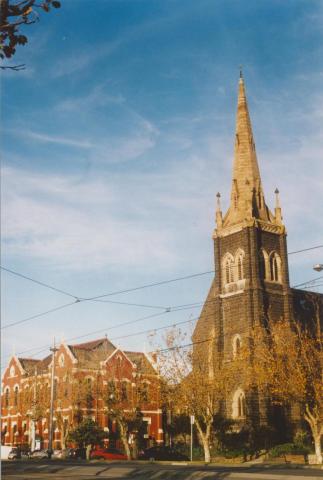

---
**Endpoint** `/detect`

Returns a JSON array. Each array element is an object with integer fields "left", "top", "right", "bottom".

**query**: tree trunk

[
  {"left": 313, "top": 433, "right": 323, "bottom": 464},
  {"left": 195, "top": 419, "right": 211, "bottom": 463},
  {"left": 304, "top": 405, "right": 322, "bottom": 464},
  {"left": 86, "top": 444, "right": 91, "bottom": 460},
  {"left": 117, "top": 419, "right": 131, "bottom": 460}
]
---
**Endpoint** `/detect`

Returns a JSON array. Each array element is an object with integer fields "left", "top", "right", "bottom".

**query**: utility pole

[
  {"left": 30, "top": 367, "right": 37, "bottom": 451},
  {"left": 48, "top": 340, "right": 58, "bottom": 458}
]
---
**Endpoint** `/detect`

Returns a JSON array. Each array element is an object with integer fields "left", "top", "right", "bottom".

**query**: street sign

[{"left": 190, "top": 415, "right": 195, "bottom": 425}]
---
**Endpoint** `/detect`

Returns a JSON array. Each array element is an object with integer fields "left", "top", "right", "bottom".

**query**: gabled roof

[
  {"left": 68, "top": 337, "right": 116, "bottom": 368},
  {"left": 18, "top": 355, "right": 51, "bottom": 375},
  {"left": 125, "top": 351, "right": 156, "bottom": 375}
]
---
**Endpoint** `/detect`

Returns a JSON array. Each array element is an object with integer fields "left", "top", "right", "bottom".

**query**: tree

[
  {"left": 251, "top": 315, "right": 323, "bottom": 464},
  {"left": 67, "top": 418, "right": 105, "bottom": 460},
  {"left": 155, "top": 328, "right": 236, "bottom": 463},
  {"left": 0, "top": 0, "right": 61, "bottom": 70},
  {"left": 104, "top": 373, "right": 145, "bottom": 460}
]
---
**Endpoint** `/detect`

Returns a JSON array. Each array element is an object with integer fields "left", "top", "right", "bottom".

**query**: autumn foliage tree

[
  {"left": 156, "top": 328, "right": 236, "bottom": 463},
  {"left": 104, "top": 369, "right": 147, "bottom": 460},
  {"left": 0, "top": 0, "right": 61, "bottom": 70},
  {"left": 250, "top": 315, "right": 323, "bottom": 464}
]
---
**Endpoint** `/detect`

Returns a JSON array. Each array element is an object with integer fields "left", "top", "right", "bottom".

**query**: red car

[{"left": 90, "top": 447, "right": 128, "bottom": 460}]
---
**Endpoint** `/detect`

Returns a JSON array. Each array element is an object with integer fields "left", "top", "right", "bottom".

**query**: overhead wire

[{"left": 2, "top": 298, "right": 218, "bottom": 362}]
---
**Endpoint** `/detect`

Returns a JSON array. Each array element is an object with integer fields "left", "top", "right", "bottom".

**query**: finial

[
  {"left": 216, "top": 192, "right": 221, "bottom": 211},
  {"left": 274, "top": 188, "right": 280, "bottom": 207},
  {"left": 239, "top": 65, "right": 243, "bottom": 79}
]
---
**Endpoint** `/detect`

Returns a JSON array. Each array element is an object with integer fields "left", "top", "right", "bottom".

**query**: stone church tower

[{"left": 192, "top": 73, "right": 320, "bottom": 431}]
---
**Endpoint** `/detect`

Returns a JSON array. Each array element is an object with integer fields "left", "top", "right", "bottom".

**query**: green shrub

[{"left": 268, "top": 443, "right": 311, "bottom": 458}]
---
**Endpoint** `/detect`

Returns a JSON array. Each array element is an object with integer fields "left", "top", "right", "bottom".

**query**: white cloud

[{"left": 13, "top": 129, "right": 93, "bottom": 148}]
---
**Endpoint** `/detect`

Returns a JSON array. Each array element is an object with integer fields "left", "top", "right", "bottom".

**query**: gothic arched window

[
  {"left": 232, "top": 335, "right": 242, "bottom": 358},
  {"left": 269, "top": 252, "right": 282, "bottom": 283},
  {"left": 237, "top": 256, "right": 243, "bottom": 280},
  {"left": 260, "top": 249, "right": 270, "bottom": 280},
  {"left": 238, "top": 393, "right": 246, "bottom": 418},
  {"left": 235, "top": 249, "right": 245, "bottom": 281},
  {"left": 223, "top": 253, "right": 234, "bottom": 285},
  {"left": 232, "top": 388, "right": 246, "bottom": 419}
]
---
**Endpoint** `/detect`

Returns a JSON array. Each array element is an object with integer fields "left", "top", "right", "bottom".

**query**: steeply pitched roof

[
  {"left": 18, "top": 358, "right": 41, "bottom": 374},
  {"left": 222, "top": 74, "right": 275, "bottom": 229},
  {"left": 125, "top": 351, "right": 156, "bottom": 375},
  {"left": 68, "top": 337, "right": 116, "bottom": 368},
  {"left": 18, "top": 355, "right": 51, "bottom": 374}
]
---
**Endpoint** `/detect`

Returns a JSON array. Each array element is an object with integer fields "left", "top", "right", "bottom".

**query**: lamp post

[
  {"left": 48, "top": 341, "right": 58, "bottom": 458},
  {"left": 313, "top": 264, "right": 323, "bottom": 272}
]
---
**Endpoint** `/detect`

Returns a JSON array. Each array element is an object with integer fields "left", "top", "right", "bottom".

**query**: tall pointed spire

[{"left": 222, "top": 73, "right": 274, "bottom": 229}]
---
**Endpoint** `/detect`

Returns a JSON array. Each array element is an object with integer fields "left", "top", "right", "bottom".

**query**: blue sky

[{"left": 2, "top": 0, "right": 323, "bottom": 368}]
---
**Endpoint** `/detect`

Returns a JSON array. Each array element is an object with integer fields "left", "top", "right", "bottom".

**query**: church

[{"left": 192, "top": 73, "right": 323, "bottom": 436}]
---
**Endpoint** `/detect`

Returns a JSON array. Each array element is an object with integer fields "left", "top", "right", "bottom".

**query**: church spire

[{"left": 221, "top": 73, "right": 274, "bottom": 229}]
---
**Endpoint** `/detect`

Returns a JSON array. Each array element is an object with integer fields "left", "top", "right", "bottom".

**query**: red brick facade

[{"left": 1, "top": 338, "right": 163, "bottom": 449}]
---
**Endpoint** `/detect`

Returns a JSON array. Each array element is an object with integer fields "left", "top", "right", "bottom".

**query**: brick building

[
  {"left": 192, "top": 73, "right": 323, "bottom": 434},
  {"left": 1, "top": 337, "right": 163, "bottom": 449}
]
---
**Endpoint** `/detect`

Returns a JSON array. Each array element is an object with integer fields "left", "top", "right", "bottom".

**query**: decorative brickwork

[{"left": 1, "top": 338, "right": 162, "bottom": 449}]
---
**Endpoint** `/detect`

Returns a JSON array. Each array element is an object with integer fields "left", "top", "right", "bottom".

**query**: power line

[
  {"left": 2, "top": 243, "right": 322, "bottom": 331},
  {"left": 1, "top": 301, "right": 77, "bottom": 330},
  {"left": 288, "top": 244, "right": 323, "bottom": 255},
  {"left": 0, "top": 266, "right": 79, "bottom": 300},
  {"left": 292, "top": 275, "right": 323, "bottom": 288},
  {"left": 1, "top": 311, "right": 203, "bottom": 367},
  {"left": 1, "top": 267, "right": 215, "bottom": 329},
  {"left": 81, "top": 270, "right": 215, "bottom": 301},
  {"left": 2, "top": 300, "right": 216, "bottom": 363}
]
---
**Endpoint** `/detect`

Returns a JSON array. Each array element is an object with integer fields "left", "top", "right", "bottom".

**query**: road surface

[{"left": 3, "top": 460, "right": 323, "bottom": 479}]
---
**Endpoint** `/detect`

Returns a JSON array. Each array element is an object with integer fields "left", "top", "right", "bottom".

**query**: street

[{"left": 2, "top": 460, "right": 323, "bottom": 480}]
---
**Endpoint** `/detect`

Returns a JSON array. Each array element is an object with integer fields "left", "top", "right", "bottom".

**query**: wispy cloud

[
  {"left": 12, "top": 129, "right": 93, "bottom": 148},
  {"left": 55, "top": 86, "right": 125, "bottom": 113}
]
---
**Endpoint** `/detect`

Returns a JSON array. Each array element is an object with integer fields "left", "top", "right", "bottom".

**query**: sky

[{"left": 1, "top": 0, "right": 323, "bottom": 370}]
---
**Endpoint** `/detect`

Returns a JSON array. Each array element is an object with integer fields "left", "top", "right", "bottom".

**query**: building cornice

[{"left": 213, "top": 218, "right": 285, "bottom": 239}]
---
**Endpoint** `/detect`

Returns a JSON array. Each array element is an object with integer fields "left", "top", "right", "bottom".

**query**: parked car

[
  {"left": 139, "top": 446, "right": 189, "bottom": 461},
  {"left": 30, "top": 449, "right": 49, "bottom": 459},
  {"left": 52, "top": 449, "right": 65, "bottom": 459},
  {"left": 8, "top": 447, "right": 31, "bottom": 460},
  {"left": 68, "top": 448, "right": 86, "bottom": 460},
  {"left": 8, "top": 448, "right": 21, "bottom": 460},
  {"left": 90, "top": 447, "right": 128, "bottom": 460}
]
